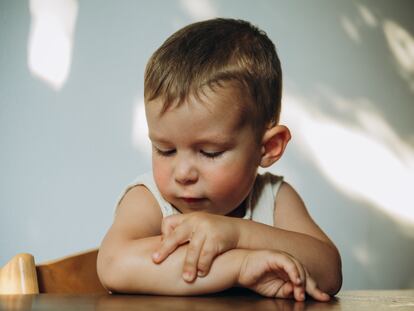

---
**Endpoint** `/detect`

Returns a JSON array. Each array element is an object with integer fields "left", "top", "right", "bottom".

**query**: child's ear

[{"left": 260, "top": 125, "right": 291, "bottom": 168}]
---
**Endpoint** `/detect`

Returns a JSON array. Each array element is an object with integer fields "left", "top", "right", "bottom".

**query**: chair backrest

[{"left": 0, "top": 249, "right": 107, "bottom": 294}]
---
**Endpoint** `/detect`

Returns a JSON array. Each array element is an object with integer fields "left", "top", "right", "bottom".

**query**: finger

[
  {"left": 197, "top": 243, "right": 218, "bottom": 277},
  {"left": 268, "top": 252, "right": 303, "bottom": 300},
  {"left": 292, "top": 284, "right": 305, "bottom": 302},
  {"left": 161, "top": 214, "right": 185, "bottom": 237},
  {"left": 269, "top": 253, "right": 301, "bottom": 286},
  {"left": 305, "top": 272, "right": 330, "bottom": 302},
  {"left": 182, "top": 233, "right": 205, "bottom": 282},
  {"left": 288, "top": 257, "right": 306, "bottom": 302},
  {"left": 275, "top": 281, "right": 294, "bottom": 299},
  {"left": 152, "top": 225, "right": 190, "bottom": 263},
  {"left": 290, "top": 256, "right": 306, "bottom": 286}
]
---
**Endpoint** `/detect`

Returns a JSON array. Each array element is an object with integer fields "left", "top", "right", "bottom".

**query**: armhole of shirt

[
  {"left": 270, "top": 173, "right": 284, "bottom": 225},
  {"left": 247, "top": 172, "right": 283, "bottom": 226},
  {"left": 271, "top": 175, "right": 284, "bottom": 201},
  {"left": 114, "top": 173, "right": 175, "bottom": 218}
]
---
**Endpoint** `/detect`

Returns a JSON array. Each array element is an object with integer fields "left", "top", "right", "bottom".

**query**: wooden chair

[{"left": 0, "top": 249, "right": 107, "bottom": 294}]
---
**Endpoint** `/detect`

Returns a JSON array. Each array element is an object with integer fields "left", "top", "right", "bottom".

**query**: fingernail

[
  {"left": 197, "top": 270, "right": 204, "bottom": 277},
  {"left": 152, "top": 253, "right": 160, "bottom": 261},
  {"left": 183, "top": 271, "right": 193, "bottom": 282},
  {"left": 296, "top": 277, "right": 302, "bottom": 284},
  {"left": 300, "top": 293, "right": 305, "bottom": 300}
]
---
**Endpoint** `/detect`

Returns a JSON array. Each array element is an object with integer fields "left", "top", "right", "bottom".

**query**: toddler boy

[{"left": 97, "top": 18, "right": 342, "bottom": 301}]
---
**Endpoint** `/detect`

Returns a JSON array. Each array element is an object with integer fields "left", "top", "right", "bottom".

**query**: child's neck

[{"left": 227, "top": 201, "right": 247, "bottom": 218}]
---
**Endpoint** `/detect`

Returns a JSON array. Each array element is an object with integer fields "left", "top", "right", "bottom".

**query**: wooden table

[{"left": 1, "top": 289, "right": 414, "bottom": 311}]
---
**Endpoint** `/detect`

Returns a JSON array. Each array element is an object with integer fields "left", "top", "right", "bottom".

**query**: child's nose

[{"left": 174, "top": 158, "right": 198, "bottom": 185}]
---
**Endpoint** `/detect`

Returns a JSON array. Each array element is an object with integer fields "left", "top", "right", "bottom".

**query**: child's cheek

[
  {"left": 207, "top": 162, "right": 253, "bottom": 200},
  {"left": 152, "top": 159, "right": 170, "bottom": 196}
]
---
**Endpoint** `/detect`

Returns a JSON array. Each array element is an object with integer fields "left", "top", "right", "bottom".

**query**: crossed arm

[
  {"left": 97, "top": 235, "right": 242, "bottom": 295},
  {"left": 97, "top": 183, "right": 341, "bottom": 300},
  {"left": 153, "top": 212, "right": 341, "bottom": 295}
]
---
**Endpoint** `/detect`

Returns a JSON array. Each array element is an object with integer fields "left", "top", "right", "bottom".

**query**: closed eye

[
  {"left": 200, "top": 150, "right": 224, "bottom": 159},
  {"left": 154, "top": 147, "right": 176, "bottom": 157}
]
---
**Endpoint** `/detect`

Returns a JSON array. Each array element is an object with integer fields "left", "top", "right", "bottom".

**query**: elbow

[
  {"left": 326, "top": 267, "right": 342, "bottom": 296},
  {"left": 324, "top": 246, "right": 343, "bottom": 296},
  {"left": 97, "top": 245, "right": 153, "bottom": 294},
  {"left": 97, "top": 236, "right": 165, "bottom": 294},
  {"left": 96, "top": 249, "right": 115, "bottom": 292},
  {"left": 97, "top": 249, "right": 125, "bottom": 293}
]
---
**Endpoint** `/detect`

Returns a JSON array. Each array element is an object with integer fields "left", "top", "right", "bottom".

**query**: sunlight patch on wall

[
  {"left": 340, "top": 15, "right": 361, "bottom": 44},
  {"left": 383, "top": 20, "right": 414, "bottom": 92},
  {"left": 179, "top": 0, "right": 217, "bottom": 21},
  {"left": 353, "top": 244, "right": 371, "bottom": 268},
  {"left": 132, "top": 97, "right": 151, "bottom": 156},
  {"left": 357, "top": 4, "right": 378, "bottom": 28},
  {"left": 28, "top": 0, "right": 78, "bottom": 91},
  {"left": 282, "top": 91, "right": 414, "bottom": 229}
]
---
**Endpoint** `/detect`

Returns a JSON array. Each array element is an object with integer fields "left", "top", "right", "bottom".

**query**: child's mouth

[{"left": 180, "top": 197, "right": 205, "bottom": 204}]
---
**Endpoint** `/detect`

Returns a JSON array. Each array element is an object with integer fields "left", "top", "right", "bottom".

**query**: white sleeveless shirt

[{"left": 116, "top": 172, "right": 283, "bottom": 226}]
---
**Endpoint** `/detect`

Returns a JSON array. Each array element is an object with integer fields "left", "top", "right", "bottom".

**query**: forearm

[
  {"left": 98, "top": 236, "right": 246, "bottom": 295},
  {"left": 236, "top": 219, "right": 342, "bottom": 294}
]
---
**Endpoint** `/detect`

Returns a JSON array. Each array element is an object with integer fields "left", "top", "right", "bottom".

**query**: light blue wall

[{"left": 1, "top": 0, "right": 413, "bottom": 290}]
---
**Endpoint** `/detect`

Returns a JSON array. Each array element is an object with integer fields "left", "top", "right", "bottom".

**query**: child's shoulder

[
  {"left": 113, "top": 180, "right": 163, "bottom": 239},
  {"left": 115, "top": 172, "right": 158, "bottom": 214}
]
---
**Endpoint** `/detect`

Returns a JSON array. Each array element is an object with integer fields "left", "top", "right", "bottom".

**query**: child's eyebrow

[
  {"left": 195, "top": 135, "right": 233, "bottom": 144},
  {"left": 148, "top": 133, "right": 168, "bottom": 143},
  {"left": 148, "top": 133, "right": 232, "bottom": 146}
]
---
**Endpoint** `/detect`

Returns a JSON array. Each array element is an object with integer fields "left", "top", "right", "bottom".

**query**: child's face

[{"left": 146, "top": 86, "right": 262, "bottom": 216}]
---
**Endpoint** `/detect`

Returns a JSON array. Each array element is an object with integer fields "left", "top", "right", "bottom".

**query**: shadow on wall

[
  {"left": 274, "top": 1, "right": 414, "bottom": 289},
  {"left": 276, "top": 90, "right": 414, "bottom": 289},
  {"left": 341, "top": 2, "right": 414, "bottom": 93}
]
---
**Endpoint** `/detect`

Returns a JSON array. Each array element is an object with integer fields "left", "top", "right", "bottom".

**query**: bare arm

[
  {"left": 236, "top": 182, "right": 342, "bottom": 295},
  {"left": 100, "top": 231, "right": 323, "bottom": 300},
  {"left": 99, "top": 235, "right": 247, "bottom": 295},
  {"left": 97, "top": 186, "right": 244, "bottom": 295}
]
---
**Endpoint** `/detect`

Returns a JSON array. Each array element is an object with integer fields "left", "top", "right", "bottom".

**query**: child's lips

[{"left": 180, "top": 197, "right": 205, "bottom": 203}]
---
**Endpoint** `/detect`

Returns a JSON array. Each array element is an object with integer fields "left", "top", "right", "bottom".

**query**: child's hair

[{"left": 144, "top": 18, "right": 282, "bottom": 135}]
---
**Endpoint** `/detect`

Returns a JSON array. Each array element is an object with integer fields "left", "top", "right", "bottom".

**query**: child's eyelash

[
  {"left": 155, "top": 148, "right": 176, "bottom": 157},
  {"left": 200, "top": 150, "right": 224, "bottom": 159},
  {"left": 154, "top": 147, "right": 224, "bottom": 159}
]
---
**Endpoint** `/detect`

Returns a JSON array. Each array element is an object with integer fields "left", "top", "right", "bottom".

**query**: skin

[
  {"left": 97, "top": 84, "right": 341, "bottom": 301},
  {"left": 147, "top": 88, "right": 262, "bottom": 217}
]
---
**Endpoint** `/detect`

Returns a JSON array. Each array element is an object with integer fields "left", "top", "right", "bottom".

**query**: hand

[
  {"left": 238, "top": 250, "right": 330, "bottom": 302},
  {"left": 152, "top": 212, "right": 240, "bottom": 282}
]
